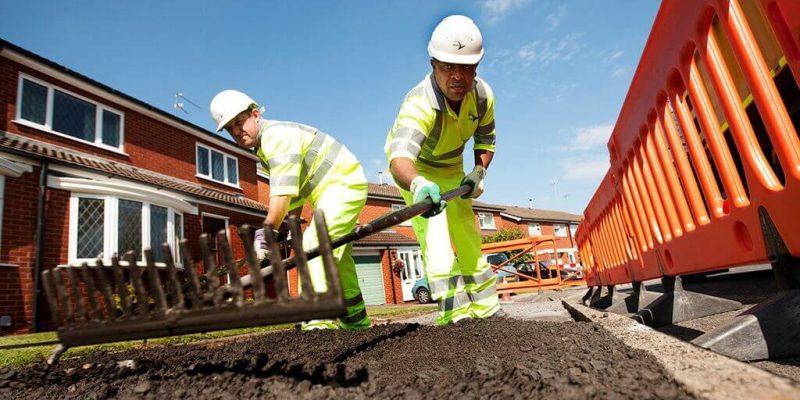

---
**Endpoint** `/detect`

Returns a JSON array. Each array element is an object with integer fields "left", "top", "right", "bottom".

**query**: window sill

[
  {"left": 12, "top": 119, "right": 128, "bottom": 156},
  {"left": 59, "top": 262, "right": 185, "bottom": 270},
  {"left": 196, "top": 174, "right": 242, "bottom": 190},
  {"left": 0, "top": 263, "right": 19, "bottom": 268}
]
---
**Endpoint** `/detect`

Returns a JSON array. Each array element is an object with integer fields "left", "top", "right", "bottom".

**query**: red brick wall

[{"left": 0, "top": 57, "right": 260, "bottom": 201}]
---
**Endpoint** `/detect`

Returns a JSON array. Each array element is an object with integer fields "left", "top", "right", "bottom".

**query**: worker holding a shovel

[
  {"left": 210, "top": 90, "right": 370, "bottom": 331},
  {"left": 385, "top": 15, "right": 501, "bottom": 325}
]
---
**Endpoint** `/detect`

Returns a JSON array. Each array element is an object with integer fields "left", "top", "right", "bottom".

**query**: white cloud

[
  {"left": 479, "top": 0, "right": 533, "bottom": 25},
  {"left": 562, "top": 157, "right": 610, "bottom": 180},
  {"left": 609, "top": 50, "right": 624, "bottom": 61},
  {"left": 612, "top": 66, "right": 630, "bottom": 78},
  {"left": 549, "top": 124, "right": 614, "bottom": 151},
  {"left": 545, "top": 4, "right": 567, "bottom": 29},
  {"left": 517, "top": 33, "right": 583, "bottom": 67}
]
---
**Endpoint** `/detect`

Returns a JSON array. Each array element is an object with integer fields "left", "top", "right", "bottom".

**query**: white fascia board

[
  {"left": 0, "top": 156, "right": 33, "bottom": 177},
  {"left": 1, "top": 48, "right": 258, "bottom": 161},
  {"left": 499, "top": 212, "right": 521, "bottom": 222}
]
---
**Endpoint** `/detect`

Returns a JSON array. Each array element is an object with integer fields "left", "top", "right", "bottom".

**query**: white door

[{"left": 399, "top": 249, "right": 425, "bottom": 301}]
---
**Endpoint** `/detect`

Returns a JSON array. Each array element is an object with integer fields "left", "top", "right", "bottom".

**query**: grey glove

[
  {"left": 460, "top": 165, "right": 486, "bottom": 199},
  {"left": 254, "top": 228, "right": 280, "bottom": 260}
]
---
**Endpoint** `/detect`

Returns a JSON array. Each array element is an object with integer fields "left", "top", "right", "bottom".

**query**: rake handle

[{"left": 239, "top": 184, "right": 471, "bottom": 289}]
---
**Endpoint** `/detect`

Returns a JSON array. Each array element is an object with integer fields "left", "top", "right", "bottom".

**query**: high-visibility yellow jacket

[
  {"left": 385, "top": 73, "right": 496, "bottom": 170},
  {"left": 256, "top": 120, "right": 364, "bottom": 210}
]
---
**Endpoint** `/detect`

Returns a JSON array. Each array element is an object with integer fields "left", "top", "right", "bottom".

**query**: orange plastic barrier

[{"left": 578, "top": 0, "right": 800, "bottom": 286}]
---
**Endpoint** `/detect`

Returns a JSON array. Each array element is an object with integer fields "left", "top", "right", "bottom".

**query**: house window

[
  {"left": 17, "top": 74, "right": 124, "bottom": 150},
  {"left": 478, "top": 213, "right": 496, "bottom": 230},
  {"left": 570, "top": 224, "right": 579, "bottom": 237},
  {"left": 554, "top": 224, "right": 568, "bottom": 237},
  {"left": 527, "top": 222, "right": 541, "bottom": 237},
  {"left": 70, "top": 195, "right": 184, "bottom": 265},
  {"left": 391, "top": 204, "right": 412, "bottom": 226},
  {"left": 196, "top": 143, "right": 239, "bottom": 186}
]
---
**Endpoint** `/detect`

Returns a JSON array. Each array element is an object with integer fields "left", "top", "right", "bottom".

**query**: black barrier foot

[
  {"left": 691, "top": 289, "right": 800, "bottom": 361},
  {"left": 581, "top": 286, "right": 595, "bottom": 305},
  {"left": 632, "top": 276, "right": 742, "bottom": 327},
  {"left": 589, "top": 285, "right": 615, "bottom": 309},
  {"left": 605, "top": 281, "right": 662, "bottom": 315}
]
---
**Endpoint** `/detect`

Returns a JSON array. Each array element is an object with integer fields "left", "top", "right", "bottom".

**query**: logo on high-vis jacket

[
  {"left": 468, "top": 114, "right": 479, "bottom": 122},
  {"left": 452, "top": 40, "right": 466, "bottom": 50}
]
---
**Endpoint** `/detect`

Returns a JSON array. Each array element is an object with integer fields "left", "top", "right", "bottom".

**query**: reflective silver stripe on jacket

[
  {"left": 267, "top": 154, "right": 302, "bottom": 170},
  {"left": 271, "top": 175, "right": 299, "bottom": 188},
  {"left": 344, "top": 293, "right": 364, "bottom": 308},
  {"left": 390, "top": 127, "right": 426, "bottom": 158},
  {"left": 475, "top": 79, "right": 488, "bottom": 120},
  {"left": 475, "top": 121, "right": 495, "bottom": 136},
  {"left": 341, "top": 308, "right": 368, "bottom": 324},
  {"left": 298, "top": 132, "right": 344, "bottom": 198}
]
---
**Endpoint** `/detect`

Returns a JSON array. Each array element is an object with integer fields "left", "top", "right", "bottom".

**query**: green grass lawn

[{"left": 0, "top": 303, "right": 435, "bottom": 368}]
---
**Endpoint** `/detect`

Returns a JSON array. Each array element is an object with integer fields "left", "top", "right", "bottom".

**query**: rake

[
  {"left": 41, "top": 210, "right": 342, "bottom": 366},
  {"left": 40, "top": 185, "right": 470, "bottom": 366}
]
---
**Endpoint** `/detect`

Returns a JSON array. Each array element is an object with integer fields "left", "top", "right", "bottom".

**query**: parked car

[{"left": 411, "top": 253, "right": 520, "bottom": 304}]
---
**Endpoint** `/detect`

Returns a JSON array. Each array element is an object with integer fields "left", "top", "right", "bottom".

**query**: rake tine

[
  {"left": 179, "top": 239, "right": 202, "bottom": 308},
  {"left": 52, "top": 268, "right": 72, "bottom": 323},
  {"left": 94, "top": 259, "right": 116, "bottom": 322},
  {"left": 41, "top": 270, "right": 62, "bottom": 326},
  {"left": 111, "top": 254, "right": 132, "bottom": 319},
  {"left": 288, "top": 216, "right": 314, "bottom": 300},
  {"left": 162, "top": 242, "right": 184, "bottom": 309},
  {"left": 143, "top": 249, "right": 168, "bottom": 312},
  {"left": 264, "top": 224, "right": 288, "bottom": 301},
  {"left": 199, "top": 233, "right": 221, "bottom": 306},
  {"left": 218, "top": 231, "right": 243, "bottom": 307},
  {"left": 126, "top": 251, "right": 149, "bottom": 316},
  {"left": 80, "top": 262, "right": 103, "bottom": 321},
  {"left": 314, "top": 210, "right": 342, "bottom": 298},
  {"left": 66, "top": 266, "right": 86, "bottom": 323},
  {"left": 237, "top": 225, "right": 265, "bottom": 302}
]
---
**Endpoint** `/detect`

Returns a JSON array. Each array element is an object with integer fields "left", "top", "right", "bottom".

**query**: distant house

[
  {"left": 0, "top": 39, "right": 267, "bottom": 333},
  {"left": 497, "top": 205, "right": 582, "bottom": 266}
]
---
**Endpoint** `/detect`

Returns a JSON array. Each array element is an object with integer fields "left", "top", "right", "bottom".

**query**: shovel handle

[{"left": 239, "top": 184, "right": 471, "bottom": 289}]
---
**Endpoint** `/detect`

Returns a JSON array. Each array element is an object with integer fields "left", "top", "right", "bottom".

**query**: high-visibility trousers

[
  {"left": 399, "top": 163, "right": 499, "bottom": 325},
  {"left": 301, "top": 170, "right": 370, "bottom": 331}
]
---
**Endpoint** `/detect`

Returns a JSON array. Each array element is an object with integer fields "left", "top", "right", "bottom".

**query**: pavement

[{"left": 393, "top": 268, "right": 800, "bottom": 399}]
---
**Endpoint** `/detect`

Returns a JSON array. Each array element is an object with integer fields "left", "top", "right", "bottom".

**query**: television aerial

[{"left": 173, "top": 91, "right": 201, "bottom": 115}]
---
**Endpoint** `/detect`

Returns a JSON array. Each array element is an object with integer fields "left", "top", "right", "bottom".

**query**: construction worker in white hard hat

[
  {"left": 210, "top": 90, "right": 370, "bottom": 331},
  {"left": 384, "top": 15, "right": 501, "bottom": 325}
]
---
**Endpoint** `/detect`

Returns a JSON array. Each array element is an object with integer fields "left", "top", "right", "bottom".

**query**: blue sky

[{"left": 1, "top": 0, "right": 660, "bottom": 214}]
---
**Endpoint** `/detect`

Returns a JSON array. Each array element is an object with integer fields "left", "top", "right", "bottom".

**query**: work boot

[
  {"left": 487, "top": 308, "right": 508, "bottom": 319},
  {"left": 299, "top": 319, "right": 339, "bottom": 331}
]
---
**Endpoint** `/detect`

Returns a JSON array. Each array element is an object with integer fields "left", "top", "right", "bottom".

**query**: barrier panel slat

[
  {"left": 638, "top": 138, "right": 674, "bottom": 241},
  {"left": 644, "top": 127, "right": 683, "bottom": 237},
  {"left": 652, "top": 107, "right": 698, "bottom": 231},
  {"left": 631, "top": 150, "right": 664, "bottom": 244}
]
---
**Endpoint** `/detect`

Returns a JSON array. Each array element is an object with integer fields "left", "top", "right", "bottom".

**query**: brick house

[{"left": 0, "top": 39, "right": 270, "bottom": 333}]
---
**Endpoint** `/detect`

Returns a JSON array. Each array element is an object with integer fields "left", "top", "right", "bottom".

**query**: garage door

[{"left": 354, "top": 255, "right": 385, "bottom": 305}]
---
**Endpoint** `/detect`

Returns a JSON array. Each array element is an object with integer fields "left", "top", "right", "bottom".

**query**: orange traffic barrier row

[
  {"left": 578, "top": 0, "right": 800, "bottom": 287},
  {"left": 481, "top": 237, "right": 579, "bottom": 293}
]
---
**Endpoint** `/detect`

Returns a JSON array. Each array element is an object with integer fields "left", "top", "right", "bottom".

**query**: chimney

[{"left": 378, "top": 171, "right": 384, "bottom": 185}]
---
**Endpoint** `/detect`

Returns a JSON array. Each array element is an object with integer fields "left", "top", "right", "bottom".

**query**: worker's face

[
  {"left": 225, "top": 109, "right": 259, "bottom": 148},
  {"left": 431, "top": 59, "right": 477, "bottom": 102}
]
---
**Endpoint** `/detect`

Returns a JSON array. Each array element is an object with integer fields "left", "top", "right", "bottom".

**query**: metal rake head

[{"left": 41, "top": 210, "right": 345, "bottom": 364}]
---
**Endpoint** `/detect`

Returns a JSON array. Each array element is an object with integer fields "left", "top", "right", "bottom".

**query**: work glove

[
  {"left": 460, "top": 165, "right": 486, "bottom": 199},
  {"left": 254, "top": 228, "right": 280, "bottom": 261},
  {"left": 411, "top": 176, "right": 446, "bottom": 218}
]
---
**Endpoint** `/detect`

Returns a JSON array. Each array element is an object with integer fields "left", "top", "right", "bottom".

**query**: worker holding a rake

[
  {"left": 385, "top": 15, "right": 502, "bottom": 325},
  {"left": 210, "top": 90, "right": 370, "bottom": 331}
]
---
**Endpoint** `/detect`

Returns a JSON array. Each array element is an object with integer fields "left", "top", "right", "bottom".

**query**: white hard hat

[
  {"left": 427, "top": 15, "right": 484, "bottom": 65},
  {"left": 209, "top": 90, "right": 258, "bottom": 132}
]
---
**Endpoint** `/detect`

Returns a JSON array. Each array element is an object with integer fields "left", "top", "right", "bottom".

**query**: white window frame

[
  {"left": 15, "top": 73, "right": 126, "bottom": 154},
  {"left": 527, "top": 222, "right": 541, "bottom": 237},
  {"left": 195, "top": 143, "right": 240, "bottom": 188},
  {"left": 554, "top": 223, "right": 568, "bottom": 237},
  {"left": 478, "top": 212, "right": 496, "bottom": 230},
  {"left": 68, "top": 194, "right": 184, "bottom": 266},
  {"left": 391, "top": 204, "right": 412, "bottom": 226}
]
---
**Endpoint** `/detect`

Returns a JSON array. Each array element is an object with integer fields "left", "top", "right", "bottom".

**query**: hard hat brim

[{"left": 428, "top": 44, "right": 484, "bottom": 65}]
